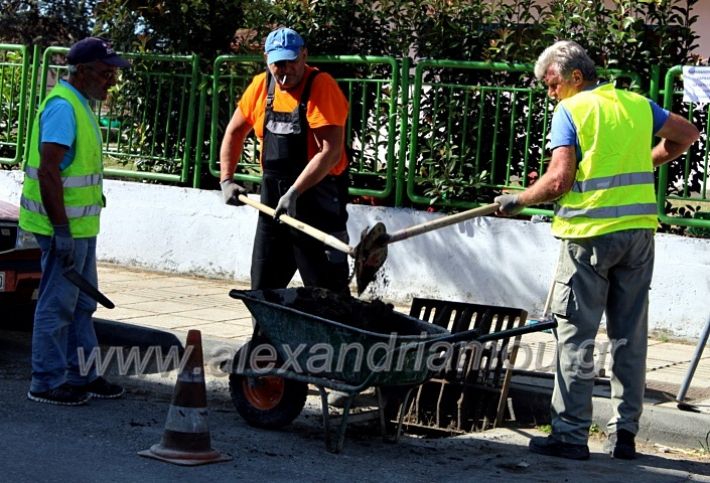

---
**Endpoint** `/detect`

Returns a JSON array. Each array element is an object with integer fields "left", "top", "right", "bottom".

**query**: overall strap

[
  {"left": 265, "top": 69, "right": 322, "bottom": 110},
  {"left": 300, "top": 70, "right": 321, "bottom": 109},
  {"left": 266, "top": 71, "right": 275, "bottom": 110}
]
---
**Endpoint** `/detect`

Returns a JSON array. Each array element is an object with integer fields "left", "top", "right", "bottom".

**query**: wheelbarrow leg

[
  {"left": 377, "top": 386, "right": 416, "bottom": 443},
  {"left": 316, "top": 386, "right": 355, "bottom": 453},
  {"left": 393, "top": 387, "right": 415, "bottom": 443},
  {"left": 332, "top": 395, "right": 355, "bottom": 453},
  {"left": 316, "top": 386, "right": 333, "bottom": 450},
  {"left": 376, "top": 388, "right": 388, "bottom": 440}
]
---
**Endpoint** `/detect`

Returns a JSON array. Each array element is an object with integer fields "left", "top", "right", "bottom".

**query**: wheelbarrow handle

[
  {"left": 427, "top": 319, "right": 557, "bottom": 346},
  {"left": 238, "top": 194, "right": 355, "bottom": 256}
]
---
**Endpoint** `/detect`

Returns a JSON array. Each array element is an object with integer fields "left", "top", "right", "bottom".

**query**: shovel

[
  {"left": 352, "top": 202, "right": 500, "bottom": 293},
  {"left": 237, "top": 194, "right": 354, "bottom": 256},
  {"left": 238, "top": 194, "right": 499, "bottom": 294}
]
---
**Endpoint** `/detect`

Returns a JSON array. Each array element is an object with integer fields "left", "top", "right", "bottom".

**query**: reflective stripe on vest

[
  {"left": 18, "top": 82, "right": 103, "bottom": 237},
  {"left": 571, "top": 172, "right": 655, "bottom": 193},
  {"left": 23, "top": 165, "right": 103, "bottom": 188},
  {"left": 551, "top": 84, "right": 658, "bottom": 239},
  {"left": 556, "top": 203, "right": 657, "bottom": 219},
  {"left": 20, "top": 196, "right": 102, "bottom": 218}
]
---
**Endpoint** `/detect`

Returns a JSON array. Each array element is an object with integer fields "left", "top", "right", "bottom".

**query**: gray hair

[
  {"left": 67, "top": 64, "right": 79, "bottom": 75},
  {"left": 534, "top": 40, "right": 597, "bottom": 82}
]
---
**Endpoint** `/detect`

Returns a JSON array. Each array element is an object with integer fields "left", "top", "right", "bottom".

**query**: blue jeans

[{"left": 30, "top": 235, "right": 99, "bottom": 392}]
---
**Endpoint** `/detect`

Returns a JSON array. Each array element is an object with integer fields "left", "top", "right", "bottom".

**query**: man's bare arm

[{"left": 652, "top": 113, "right": 700, "bottom": 167}]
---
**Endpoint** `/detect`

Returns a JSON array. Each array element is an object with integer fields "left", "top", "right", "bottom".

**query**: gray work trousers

[{"left": 550, "top": 229, "right": 654, "bottom": 444}]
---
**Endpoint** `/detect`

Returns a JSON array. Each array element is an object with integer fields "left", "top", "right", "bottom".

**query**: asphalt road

[{"left": 1, "top": 323, "right": 708, "bottom": 482}]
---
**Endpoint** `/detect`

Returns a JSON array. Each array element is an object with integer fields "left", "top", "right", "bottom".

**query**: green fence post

[
  {"left": 0, "top": 44, "right": 30, "bottom": 166},
  {"left": 395, "top": 57, "right": 410, "bottom": 207},
  {"left": 657, "top": 65, "right": 710, "bottom": 231},
  {"left": 193, "top": 75, "right": 209, "bottom": 189}
]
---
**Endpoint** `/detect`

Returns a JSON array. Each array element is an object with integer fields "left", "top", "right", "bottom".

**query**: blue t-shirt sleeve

[
  {"left": 39, "top": 98, "right": 76, "bottom": 170},
  {"left": 649, "top": 99, "right": 670, "bottom": 134},
  {"left": 549, "top": 100, "right": 670, "bottom": 158},
  {"left": 548, "top": 105, "right": 577, "bottom": 151}
]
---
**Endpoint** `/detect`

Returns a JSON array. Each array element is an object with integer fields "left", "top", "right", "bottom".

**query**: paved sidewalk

[{"left": 94, "top": 262, "right": 710, "bottom": 446}]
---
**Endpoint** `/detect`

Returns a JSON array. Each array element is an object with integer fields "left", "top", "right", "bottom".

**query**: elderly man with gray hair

[
  {"left": 20, "top": 37, "right": 130, "bottom": 406},
  {"left": 495, "top": 40, "right": 699, "bottom": 460}
]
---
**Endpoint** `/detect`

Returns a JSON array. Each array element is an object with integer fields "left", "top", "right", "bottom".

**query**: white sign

[{"left": 682, "top": 66, "right": 710, "bottom": 104}]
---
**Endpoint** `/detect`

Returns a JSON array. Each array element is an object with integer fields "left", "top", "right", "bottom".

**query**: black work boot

[
  {"left": 604, "top": 429, "right": 636, "bottom": 459},
  {"left": 529, "top": 435, "right": 590, "bottom": 460}
]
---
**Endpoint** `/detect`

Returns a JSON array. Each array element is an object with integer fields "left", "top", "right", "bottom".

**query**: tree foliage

[
  {"left": 1, "top": 0, "right": 700, "bottom": 75},
  {"left": 0, "top": 0, "right": 97, "bottom": 45}
]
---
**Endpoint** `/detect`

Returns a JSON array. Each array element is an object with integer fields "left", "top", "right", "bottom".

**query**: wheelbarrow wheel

[{"left": 229, "top": 344, "right": 308, "bottom": 429}]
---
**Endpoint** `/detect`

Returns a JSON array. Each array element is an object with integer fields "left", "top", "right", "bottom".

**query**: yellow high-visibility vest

[
  {"left": 552, "top": 84, "right": 658, "bottom": 239},
  {"left": 19, "top": 83, "right": 103, "bottom": 237}
]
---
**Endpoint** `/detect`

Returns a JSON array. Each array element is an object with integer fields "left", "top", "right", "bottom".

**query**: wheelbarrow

[{"left": 227, "top": 287, "right": 556, "bottom": 453}]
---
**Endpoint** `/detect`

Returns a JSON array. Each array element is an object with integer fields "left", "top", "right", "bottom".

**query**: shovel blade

[{"left": 354, "top": 222, "right": 389, "bottom": 295}]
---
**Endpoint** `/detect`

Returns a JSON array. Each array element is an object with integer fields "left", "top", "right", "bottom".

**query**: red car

[{"left": 0, "top": 200, "right": 41, "bottom": 318}]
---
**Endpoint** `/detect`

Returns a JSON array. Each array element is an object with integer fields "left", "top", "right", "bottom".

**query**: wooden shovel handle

[
  {"left": 238, "top": 195, "right": 354, "bottom": 256},
  {"left": 387, "top": 203, "right": 500, "bottom": 244}
]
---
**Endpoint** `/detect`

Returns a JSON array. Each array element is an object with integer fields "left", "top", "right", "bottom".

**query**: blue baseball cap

[
  {"left": 67, "top": 37, "right": 130, "bottom": 68},
  {"left": 264, "top": 28, "right": 304, "bottom": 65}
]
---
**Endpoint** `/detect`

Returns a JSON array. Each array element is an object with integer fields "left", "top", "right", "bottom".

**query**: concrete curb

[
  {"left": 592, "top": 397, "right": 710, "bottom": 450},
  {"left": 509, "top": 374, "right": 710, "bottom": 451}
]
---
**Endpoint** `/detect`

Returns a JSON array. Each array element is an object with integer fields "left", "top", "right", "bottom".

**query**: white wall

[{"left": 1, "top": 171, "right": 708, "bottom": 338}]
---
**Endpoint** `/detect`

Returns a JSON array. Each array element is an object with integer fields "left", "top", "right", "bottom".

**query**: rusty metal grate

[{"left": 399, "top": 298, "right": 528, "bottom": 435}]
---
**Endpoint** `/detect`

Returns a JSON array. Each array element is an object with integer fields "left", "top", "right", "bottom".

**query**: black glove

[
  {"left": 52, "top": 223, "right": 74, "bottom": 268},
  {"left": 274, "top": 186, "right": 299, "bottom": 220},
  {"left": 220, "top": 179, "right": 248, "bottom": 206},
  {"left": 494, "top": 194, "right": 524, "bottom": 216}
]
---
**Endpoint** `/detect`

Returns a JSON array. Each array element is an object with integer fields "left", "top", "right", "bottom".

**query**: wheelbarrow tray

[
  {"left": 227, "top": 287, "right": 557, "bottom": 453},
  {"left": 229, "top": 287, "right": 449, "bottom": 388}
]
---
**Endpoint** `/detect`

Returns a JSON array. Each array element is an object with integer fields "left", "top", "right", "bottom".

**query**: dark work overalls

[{"left": 250, "top": 70, "right": 350, "bottom": 293}]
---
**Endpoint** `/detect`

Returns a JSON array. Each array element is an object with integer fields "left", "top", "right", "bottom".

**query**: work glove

[
  {"left": 52, "top": 224, "right": 75, "bottom": 268},
  {"left": 274, "top": 186, "right": 299, "bottom": 220},
  {"left": 220, "top": 179, "right": 248, "bottom": 206},
  {"left": 494, "top": 194, "right": 524, "bottom": 216}
]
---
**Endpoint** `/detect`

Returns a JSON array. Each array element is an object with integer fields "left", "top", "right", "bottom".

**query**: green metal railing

[
  {"left": 658, "top": 65, "right": 710, "bottom": 231},
  {"left": 2, "top": 42, "right": 707, "bottom": 232},
  {"left": 207, "top": 54, "right": 265, "bottom": 185},
  {"left": 38, "top": 47, "right": 200, "bottom": 184},
  {"left": 407, "top": 60, "right": 551, "bottom": 212},
  {"left": 405, "top": 61, "right": 645, "bottom": 213},
  {"left": 206, "top": 54, "right": 401, "bottom": 199},
  {"left": 0, "top": 44, "right": 31, "bottom": 165}
]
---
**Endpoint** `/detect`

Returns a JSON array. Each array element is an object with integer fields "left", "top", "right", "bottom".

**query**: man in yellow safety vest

[
  {"left": 495, "top": 40, "right": 700, "bottom": 460},
  {"left": 20, "top": 37, "right": 131, "bottom": 406}
]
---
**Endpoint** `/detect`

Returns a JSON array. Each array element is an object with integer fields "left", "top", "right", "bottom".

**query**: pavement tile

[
  {"left": 95, "top": 306, "right": 157, "bottom": 320},
  {"left": 155, "top": 285, "right": 234, "bottom": 297},
  {"left": 115, "top": 314, "right": 217, "bottom": 330},
  {"left": 97, "top": 292, "right": 155, "bottom": 305},
  {"left": 103, "top": 277, "right": 197, "bottom": 290},
  {"left": 188, "top": 321, "right": 255, "bottom": 339},
  {"left": 175, "top": 306, "right": 250, "bottom": 322},
  {"left": 123, "top": 299, "right": 206, "bottom": 314}
]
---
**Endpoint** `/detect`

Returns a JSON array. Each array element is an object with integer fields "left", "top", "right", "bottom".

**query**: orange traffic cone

[{"left": 138, "top": 329, "right": 232, "bottom": 465}]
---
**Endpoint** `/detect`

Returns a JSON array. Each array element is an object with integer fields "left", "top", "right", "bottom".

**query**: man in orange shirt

[{"left": 219, "top": 27, "right": 350, "bottom": 293}]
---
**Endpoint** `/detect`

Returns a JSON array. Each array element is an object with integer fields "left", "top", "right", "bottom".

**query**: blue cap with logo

[
  {"left": 67, "top": 37, "right": 130, "bottom": 68},
  {"left": 264, "top": 28, "right": 304, "bottom": 65}
]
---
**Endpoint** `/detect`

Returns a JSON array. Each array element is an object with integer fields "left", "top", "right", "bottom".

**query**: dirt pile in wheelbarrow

[{"left": 262, "top": 287, "right": 421, "bottom": 335}]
